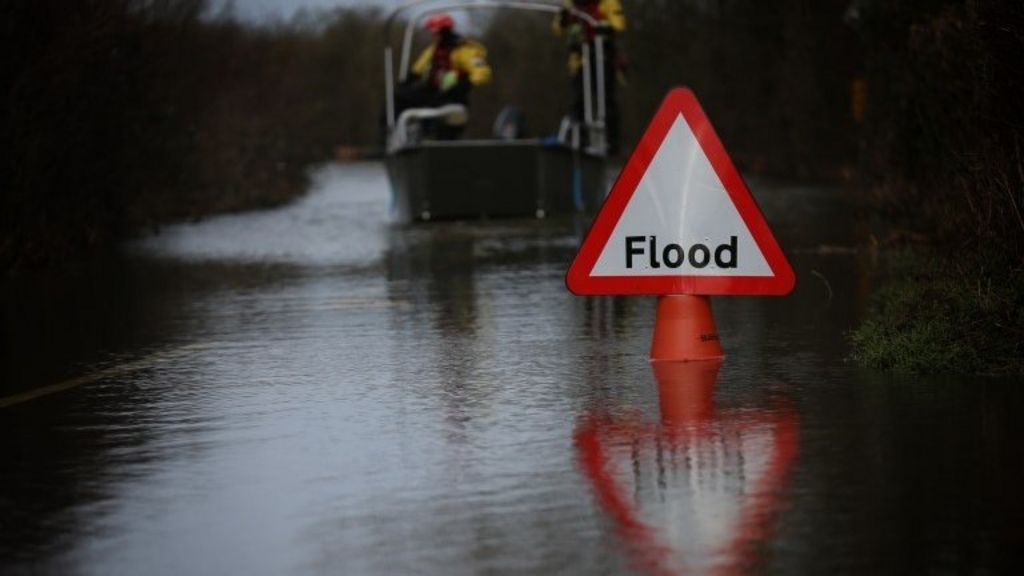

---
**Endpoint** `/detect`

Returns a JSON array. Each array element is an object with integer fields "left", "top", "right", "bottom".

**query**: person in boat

[
  {"left": 552, "top": 0, "right": 626, "bottom": 155},
  {"left": 395, "top": 13, "right": 492, "bottom": 140}
]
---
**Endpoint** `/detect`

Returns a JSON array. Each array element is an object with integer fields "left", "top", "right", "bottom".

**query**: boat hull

[{"left": 385, "top": 141, "right": 606, "bottom": 223}]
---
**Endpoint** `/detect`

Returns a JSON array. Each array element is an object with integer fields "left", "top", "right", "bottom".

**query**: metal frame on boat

[{"left": 383, "top": 0, "right": 610, "bottom": 223}]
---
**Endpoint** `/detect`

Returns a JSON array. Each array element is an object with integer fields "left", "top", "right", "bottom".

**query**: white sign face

[{"left": 591, "top": 114, "right": 771, "bottom": 277}]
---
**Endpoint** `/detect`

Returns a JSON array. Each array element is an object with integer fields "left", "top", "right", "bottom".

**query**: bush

[{"left": 850, "top": 250, "right": 1024, "bottom": 375}]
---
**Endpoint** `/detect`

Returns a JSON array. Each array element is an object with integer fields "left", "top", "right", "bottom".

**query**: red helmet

[{"left": 424, "top": 13, "right": 455, "bottom": 33}]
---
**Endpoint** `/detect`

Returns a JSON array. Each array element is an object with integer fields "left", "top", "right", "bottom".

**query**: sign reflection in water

[{"left": 575, "top": 361, "right": 799, "bottom": 575}]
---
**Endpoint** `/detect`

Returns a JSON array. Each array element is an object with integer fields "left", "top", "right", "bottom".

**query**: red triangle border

[{"left": 566, "top": 88, "right": 796, "bottom": 296}]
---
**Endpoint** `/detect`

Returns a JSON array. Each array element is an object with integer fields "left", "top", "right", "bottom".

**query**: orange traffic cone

[{"left": 650, "top": 295, "right": 724, "bottom": 362}]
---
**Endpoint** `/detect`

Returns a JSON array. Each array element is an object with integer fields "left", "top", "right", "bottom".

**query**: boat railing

[
  {"left": 389, "top": 103, "right": 470, "bottom": 152},
  {"left": 383, "top": 0, "right": 607, "bottom": 155}
]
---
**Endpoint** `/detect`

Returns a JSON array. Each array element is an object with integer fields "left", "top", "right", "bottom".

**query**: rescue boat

[{"left": 383, "top": 0, "right": 611, "bottom": 223}]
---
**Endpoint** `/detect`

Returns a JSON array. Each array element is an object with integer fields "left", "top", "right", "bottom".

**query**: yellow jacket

[
  {"left": 552, "top": 0, "right": 626, "bottom": 74},
  {"left": 412, "top": 39, "right": 492, "bottom": 87}
]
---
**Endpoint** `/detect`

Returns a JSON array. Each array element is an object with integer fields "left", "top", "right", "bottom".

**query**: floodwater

[{"left": 2, "top": 163, "right": 1021, "bottom": 575}]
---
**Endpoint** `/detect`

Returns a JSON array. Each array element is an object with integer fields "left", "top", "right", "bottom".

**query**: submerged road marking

[
  {"left": 317, "top": 297, "right": 398, "bottom": 311},
  {"left": 0, "top": 342, "right": 220, "bottom": 409},
  {"left": 1, "top": 296, "right": 403, "bottom": 408}
]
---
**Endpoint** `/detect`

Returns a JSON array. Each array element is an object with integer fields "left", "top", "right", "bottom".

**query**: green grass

[{"left": 850, "top": 250, "right": 1024, "bottom": 375}]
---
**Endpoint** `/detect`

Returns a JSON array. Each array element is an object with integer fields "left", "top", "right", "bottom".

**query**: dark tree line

[
  {"left": 1, "top": 0, "right": 1021, "bottom": 270},
  {"left": 856, "top": 1, "right": 1024, "bottom": 258},
  {"left": 2, "top": 1, "right": 390, "bottom": 269}
]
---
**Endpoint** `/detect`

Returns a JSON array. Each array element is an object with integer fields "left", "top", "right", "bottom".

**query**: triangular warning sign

[{"left": 567, "top": 88, "right": 795, "bottom": 296}]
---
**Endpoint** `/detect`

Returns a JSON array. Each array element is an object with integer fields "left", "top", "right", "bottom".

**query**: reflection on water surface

[{"left": 1, "top": 163, "right": 1021, "bottom": 575}]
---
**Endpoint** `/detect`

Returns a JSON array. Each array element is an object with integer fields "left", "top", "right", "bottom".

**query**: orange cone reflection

[
  {"left": 654, "top": 359, "right": 721, "bottom": 426},
  {"left": 575, "top": 361, "right": 799, "bottom": 575}
]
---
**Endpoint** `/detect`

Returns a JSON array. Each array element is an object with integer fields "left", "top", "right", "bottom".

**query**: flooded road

[{"left": 2, "top": 163, "right": 1021, "bottom": 575}]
